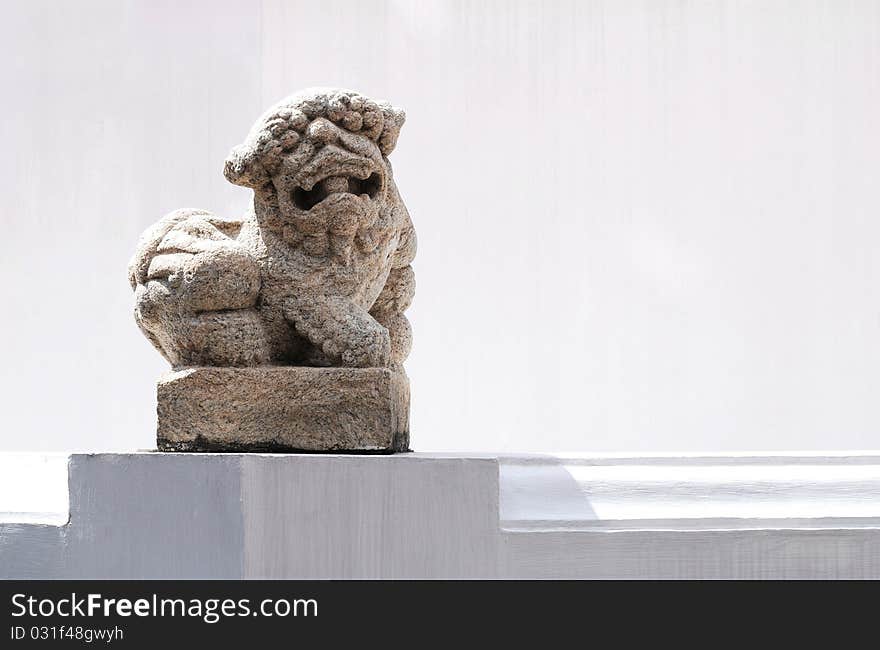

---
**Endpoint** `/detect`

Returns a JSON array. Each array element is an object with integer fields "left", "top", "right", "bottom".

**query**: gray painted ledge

[{"left": 4, "top": 452, "right": 880, "bottom": 579}]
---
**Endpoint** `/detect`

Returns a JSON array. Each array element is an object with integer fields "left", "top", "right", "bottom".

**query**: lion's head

[{"left": 223, "top": 88, "right": 407, "bottom": 261}]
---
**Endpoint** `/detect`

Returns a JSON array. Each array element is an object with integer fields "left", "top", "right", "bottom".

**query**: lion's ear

[
  {"left": 378, "top": 105, "right": 406, "bottom": 156},
  {"left": 224, "top": 144, "right": 269, "bottom": 189}
]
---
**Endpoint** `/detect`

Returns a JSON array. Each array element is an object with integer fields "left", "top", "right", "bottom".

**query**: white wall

[{"left": 1, "top": 0, "right": 879, "bottom": 453}]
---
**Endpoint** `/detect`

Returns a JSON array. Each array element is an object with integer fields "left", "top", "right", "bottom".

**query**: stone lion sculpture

[{"left": 128, "top": 88, "right": 416, "bottom": 371}]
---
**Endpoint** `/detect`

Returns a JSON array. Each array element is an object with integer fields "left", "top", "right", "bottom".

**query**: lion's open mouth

[{"left": 292, "top": 172, "right": 383, "bottom": 211}]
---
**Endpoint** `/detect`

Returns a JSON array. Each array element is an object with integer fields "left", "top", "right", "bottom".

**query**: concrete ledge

[
  {"left": 0, "top": 453, "right": 497, "bottom": 579},
  {"left": 5, "top": 452, "right": 880, "bottom": 579},
  {"left": 500, "top": 453, "right": 880, "bottom": 531}
]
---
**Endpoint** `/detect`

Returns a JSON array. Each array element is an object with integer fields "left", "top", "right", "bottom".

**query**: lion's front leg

[
  {"left": 370, "top": 265, "right": 415, "bottom": 368},
  {"left": 283, "top": 294, "right": 391, "bottom": 368}
]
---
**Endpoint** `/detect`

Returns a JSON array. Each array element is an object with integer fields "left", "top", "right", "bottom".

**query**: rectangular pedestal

[{"left": 156, "top": 366, "right": 410, "bottom": 452}]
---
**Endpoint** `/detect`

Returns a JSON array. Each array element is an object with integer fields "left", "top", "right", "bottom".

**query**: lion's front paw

[
  {"left": 339, "top": 325, "right": 391, "bottom": 368},
  {"left": 285, "top": 295, "right": 392, "bottom": 368}
]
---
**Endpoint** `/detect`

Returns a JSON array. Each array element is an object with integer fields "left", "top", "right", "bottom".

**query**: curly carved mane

[{"left": 223, "top": 87, "right": 405, "bottom": 190}]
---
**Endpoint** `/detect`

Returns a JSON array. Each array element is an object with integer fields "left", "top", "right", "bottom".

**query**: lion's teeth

[{"left": 323, "top": 176, "right": 349, "bottom": 194}]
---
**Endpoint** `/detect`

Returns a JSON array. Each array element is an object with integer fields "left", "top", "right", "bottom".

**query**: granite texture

[
  {"left": 127, "top": 88, "right": 416, "bottom": 451},
  {"left": 157, "top": 367, "right": 410, "bottom": 453}
]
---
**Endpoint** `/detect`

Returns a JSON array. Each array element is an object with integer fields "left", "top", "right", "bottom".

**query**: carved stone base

[{"left": 156, "top": 366, "right": 410, "bottom": 453}]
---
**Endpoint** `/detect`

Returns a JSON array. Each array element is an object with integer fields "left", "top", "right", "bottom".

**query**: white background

[{"left": 1, "top": 0, "right": 878, "bottom": 453}]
